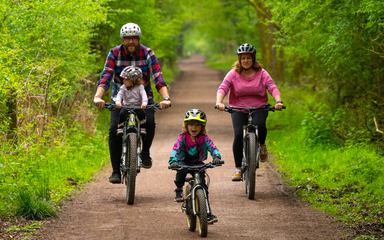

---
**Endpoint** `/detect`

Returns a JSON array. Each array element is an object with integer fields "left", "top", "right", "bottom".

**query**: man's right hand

[{"left": 94, "top": 97, "right": 105, "bottom": 108}]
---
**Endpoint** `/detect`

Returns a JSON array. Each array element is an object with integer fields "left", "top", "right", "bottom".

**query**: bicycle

[
  {"left": 218, "top": 104, "right": 285, "bottom": 200},
  {"left": 104, "top": 103, "right": 162, "bottom": 205},
  {"left": 169, "top": 161, "right": 224, "bottom": 238}
]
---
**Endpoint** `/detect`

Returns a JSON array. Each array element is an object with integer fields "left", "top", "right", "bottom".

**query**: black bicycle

[
  {"left": 220, "top": 104, "right": 285, "bottom": 199},
  {"left": 169, "top": 161, "right": 224, "bottom": 237},
  {"left": 105, "top": 103, "right": 161, "bottom": 205}
]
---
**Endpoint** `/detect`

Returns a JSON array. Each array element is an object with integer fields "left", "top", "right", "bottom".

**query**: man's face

[{"left": 122, "top": 36, "right": 139, "bottom": 54}]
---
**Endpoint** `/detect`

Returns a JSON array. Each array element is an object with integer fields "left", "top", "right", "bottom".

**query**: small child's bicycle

[
  {"left": 104, "top": 103, "right": 161, "bottom": 205},
  {"left": 169, "top": 161, "right": 224, "bottom": 237},
  {"left": 220, "top": 104, "right": 285, "bottom": 199}
]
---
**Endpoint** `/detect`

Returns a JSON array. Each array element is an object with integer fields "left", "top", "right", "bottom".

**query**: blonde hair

[
  {"left": 123, "top": 77, "right": 145, "bottom": 87},
  {"left": 182, "top": 122, "right": 207, "bottom": 135}
]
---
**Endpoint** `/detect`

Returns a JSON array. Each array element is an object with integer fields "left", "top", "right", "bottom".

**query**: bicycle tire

[
  {"left": 247, "top": 132, "right": 257, "bottom": 200},
  {"left": 196, "top": 188, "right": 208, "bottom": 237},
  {"left": 244, "top": 135, "right": 250, "bottom": 194},
  {"left": 185, "top": 185, "right": 196, "bottom": 231},
  {"left": 126, "top": 133, "right": 137, "bottom": 205}
]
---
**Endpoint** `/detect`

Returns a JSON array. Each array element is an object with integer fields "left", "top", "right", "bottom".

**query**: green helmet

[{"left": 184, "top": 109, "right": 207, "bottom": 126}]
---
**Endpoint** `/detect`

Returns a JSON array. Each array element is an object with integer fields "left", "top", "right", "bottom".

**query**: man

[{"left": 94, "top": 22, "right": 171, "bottom": 183}]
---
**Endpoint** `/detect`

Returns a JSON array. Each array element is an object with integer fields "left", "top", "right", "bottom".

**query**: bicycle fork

[
  {"left": 241, "top": 125, "right": 259, "bottom": 174},
  {"left": 192, "top": 172, "right": 211, "bottom": 216},
  {"left": 181, "top": 173, "right": 212, "bottom": 217}
]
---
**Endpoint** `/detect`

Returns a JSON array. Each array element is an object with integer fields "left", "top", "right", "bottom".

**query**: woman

[{"left": 216, "top": 43, "right": 284, "bottom": 181}]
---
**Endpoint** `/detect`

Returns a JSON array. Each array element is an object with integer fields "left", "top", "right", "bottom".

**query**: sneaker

[
  {"left": 140, "top": 128, "right": 146, "bottom": 135},
  {"left": 109, "top": 172, "right": 121, "bottom": 184},
  {"left": 259, "top": 144, "right": 268, "bottom": 162},
  {"left": 232, "top": 169, "right": 242, "bottom": 181},
  {"left": 174, "top": 188, "right": 183, "bottom": 202},
  {"left": 207, "top": 214, "right": 218, "bottom": 224},
  {"left": 141, "top": 154, "right": 152, "bottom": 169}
]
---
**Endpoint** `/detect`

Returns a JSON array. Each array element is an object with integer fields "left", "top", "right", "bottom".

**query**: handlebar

[
  {"left": 168, "top": 161, "right": 225, "bottom": 170},
  {"left": 215, "top": 104, "right": 286, "bottom": 113},
  {"left": 104, "top": 103, "right": 164, "bottom": 111}
]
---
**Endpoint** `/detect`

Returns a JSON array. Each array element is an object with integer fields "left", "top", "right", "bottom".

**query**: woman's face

[
  {"left": 187, "top": 123, "right": 202, "bottom": 137},
  {"left": 240, "top": 53, "right": 253, "bottom": 69}
]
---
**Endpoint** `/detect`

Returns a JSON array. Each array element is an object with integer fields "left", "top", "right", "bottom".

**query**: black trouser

[
  {"left": 109, "top": 99, "right": 155, "bottom": 173},
  {"left": 174, "top": 161, "right": 209, "bottom": 196},
  {"left": 230, "top": 110, "right": 268, "bottom": 168}
]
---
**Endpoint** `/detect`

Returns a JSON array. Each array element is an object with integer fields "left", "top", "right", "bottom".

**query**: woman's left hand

[{"left": 275, "top": 103, "right": 284, "bottom": 110}]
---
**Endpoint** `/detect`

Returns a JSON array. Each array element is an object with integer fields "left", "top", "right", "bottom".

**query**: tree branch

[
  {"left": 246, "top": 0, "right": 281, "bottom": 30},
  {"left": 374, "top": 117, "right": 383, "bottom": 134}
]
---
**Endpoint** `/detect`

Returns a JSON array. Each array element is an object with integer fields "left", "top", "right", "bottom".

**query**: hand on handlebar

[
  {"left": 169, "top": 161, "right": 179, "bottom": 169},
  {"left": 274, "top": 103, "right": 284, "bottom": 110},
  {"left": 94, "top": 97, "right": 105, "bottom": 108},
  {"left": 215, "top": 103, "right": 225, "bottom": 111},
  {"left": 116, "top": 102, "right": 122, "bottom": 108},
  {"left": 159, "top": 100, "right": 171, "bottom": 110},
  {"left": 212, "top": 157, "right": 222, "bottom": 165}
]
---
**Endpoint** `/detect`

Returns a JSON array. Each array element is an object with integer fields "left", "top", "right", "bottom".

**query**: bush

[{"left": 299, "top": 105, "right": 344, "bottom": 148}]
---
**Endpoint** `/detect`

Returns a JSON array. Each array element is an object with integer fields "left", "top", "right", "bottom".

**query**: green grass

[
  {"left": 15, "top": 185, "right": 56, "bottom": 220},
  {"left": 0, "top": 109, "right": 110, "bottom": 220},
  {"left": 265, "top": 85, "right": 384, "bottom": 239}
]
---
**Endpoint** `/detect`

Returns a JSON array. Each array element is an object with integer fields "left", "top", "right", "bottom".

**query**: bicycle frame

[
  {"left": 104, "top": 103, "right": 161, "bottom": 204},
  {"left": 169, "top": 161, "right": 224, "bottom": 237},
  {"left": 122, "top": 109, "right": 142, "bottom": 174},
  {"left": 219, "top": 104, "right": 285, "bottom": 199}
]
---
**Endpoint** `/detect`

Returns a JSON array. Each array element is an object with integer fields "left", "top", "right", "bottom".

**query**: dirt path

[{"left": 33, "top": 55, "right": 349, "bottom": 240}]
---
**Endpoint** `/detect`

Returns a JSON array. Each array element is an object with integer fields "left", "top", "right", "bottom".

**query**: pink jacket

[{"left": 217, "top": 69, "right": 280, "bottom": 108}]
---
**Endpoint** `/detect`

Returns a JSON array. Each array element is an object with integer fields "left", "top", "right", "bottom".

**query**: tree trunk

[
  {"left": 5, "top": 90, "right": 17, "bottom": 142},
  {"left": 247, "top": 0, "right": 285, "bottom": 81}
]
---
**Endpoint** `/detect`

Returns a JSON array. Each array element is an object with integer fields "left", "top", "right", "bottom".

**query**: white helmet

[
  {"left": 120, "top": 23, "right": 141, "bottom": 38},
  {"left": 120, "top": 66, "right": 143, "bottom": 80}
]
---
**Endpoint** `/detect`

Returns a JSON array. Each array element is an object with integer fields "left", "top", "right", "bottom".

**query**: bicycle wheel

[
  {"left": 246, "top": 132, "right": 257, "bottom": 200},
  {"left": 185, "top": 185, "right": 196, "bottom": 231},
  {"left": 196, "top": 188, "right": 208, "bottom": 237},
  {"left": 126, "top": 133, "right": 137, "bottom": 205}
]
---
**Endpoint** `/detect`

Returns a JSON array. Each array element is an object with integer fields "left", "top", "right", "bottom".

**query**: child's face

[
  {"left": 123, "top": 79, "right": 133, "bottom": 87},
  {"left": 187, "top": 123, "right": 202, "bottom": 137}
]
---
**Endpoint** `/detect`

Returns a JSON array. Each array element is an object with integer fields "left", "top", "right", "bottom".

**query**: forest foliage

[{"left": 1, "top": 0, "right": 384, "bottom": 238}]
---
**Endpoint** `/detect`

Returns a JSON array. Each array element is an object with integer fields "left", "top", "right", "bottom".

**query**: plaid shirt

[{"left": 97, "top": 44, "right": 167, "bottom": 101}]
